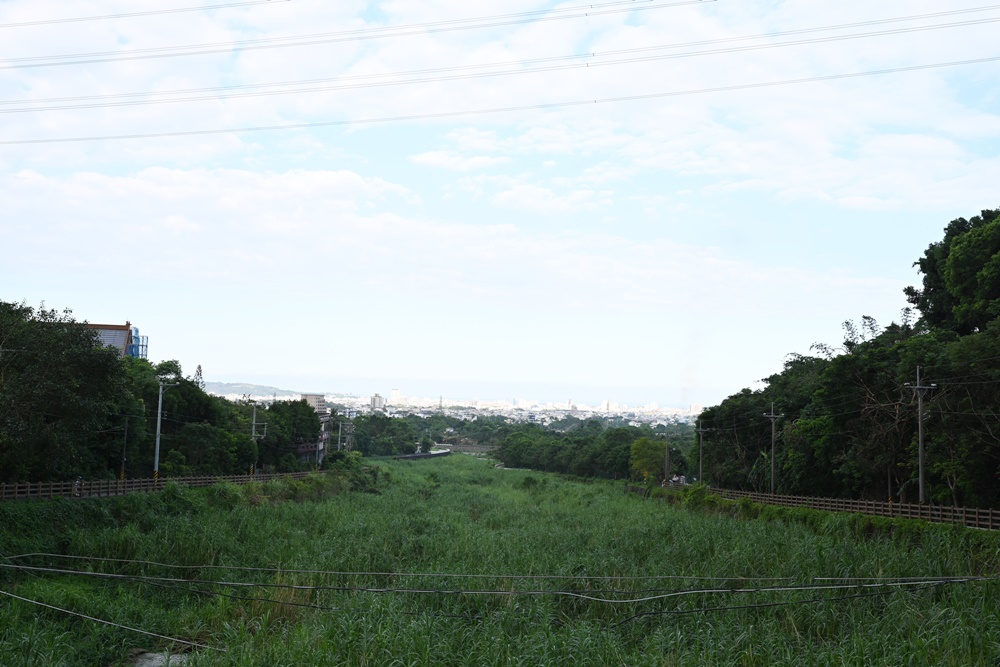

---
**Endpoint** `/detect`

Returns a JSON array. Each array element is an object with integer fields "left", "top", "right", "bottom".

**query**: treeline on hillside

[
  {"left": 0, "top": 302, "right": 333, "bottom": 482},
  {"left": 699, "top": 209, "right": 1000, "bottom": 509}
]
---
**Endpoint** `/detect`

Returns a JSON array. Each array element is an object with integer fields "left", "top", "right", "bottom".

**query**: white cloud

[
  {"left": 410, "top": 151, "right": 510, "bottom": 171},
  {"left": 2, "top": 0, "right": 999, "bottom": 404}
]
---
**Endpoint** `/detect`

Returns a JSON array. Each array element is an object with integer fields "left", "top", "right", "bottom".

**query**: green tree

[
  {"left": 905, "top": 209, "right": 1000, "bottom": 334},
  {"left": 630, "top": 436, "right": 664, "bottom": 482},
  {"left": 352, "top": 412, "right": 416, "bottom": 456},
  {"left": 0, "top": 302, "right": 133, "bottom": 482}
]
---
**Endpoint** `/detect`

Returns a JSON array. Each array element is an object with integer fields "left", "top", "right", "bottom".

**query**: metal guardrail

[
  {"left": 706, "top": 488, "right": 998, "bottom": 531},
  {"left": 0, "top": 471, "right": 317, "bottom": 502}
]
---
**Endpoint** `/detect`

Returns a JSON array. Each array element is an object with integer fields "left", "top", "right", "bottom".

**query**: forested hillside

[{"left": 698, "top": 209, "right": 1000, "bottom": 508}]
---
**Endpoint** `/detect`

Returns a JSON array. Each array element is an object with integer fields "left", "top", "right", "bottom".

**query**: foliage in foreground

[{"left": 2, "top": 455, "right": 999, "bottom": 666}]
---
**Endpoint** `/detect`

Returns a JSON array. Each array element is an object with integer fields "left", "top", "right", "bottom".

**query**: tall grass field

[{"left": 1, "top": 455, "right": 998, "bottom": 666}]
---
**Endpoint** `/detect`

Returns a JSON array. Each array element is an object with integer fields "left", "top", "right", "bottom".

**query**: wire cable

[
  {"left": 4, "top": 555, "right": 796, "bottom": 582},
  {"left": 0, "top": 0, "right": 714, "bottom": 70},
  {"left": 4, "top": 6, "right": 1000, "bottom": 106},
  {"left": 5, "top": 15, "right": 999, "bottom": 114},
  {"left": 612, "top": 581, "right": 949, "bottom": 627},
  {"left": 3, "top": 54, "right": 997, "bottom": 145},
  {"left": 0, "top": 562, "right": 976, "bottom": 604},
  {"left": 0, "top": 588, "right": 221, "bottom": 650},
  {"left": 0, "top": 1, "right": 289, "bottom": 29}
]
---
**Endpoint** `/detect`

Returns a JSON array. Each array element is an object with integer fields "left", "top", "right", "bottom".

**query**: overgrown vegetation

[{"left": 1, "top": 455, "right": 998, "bottom": 666}]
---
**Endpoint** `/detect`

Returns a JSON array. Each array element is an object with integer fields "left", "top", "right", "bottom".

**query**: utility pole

[
  {"left": 663, "top": 434, "right": 671, "bottom": 484},
  {"left": 154, "top": 381, "right": 179, "bottom": 482},
  {"left": 905, "top": 366, "right": 936, "bottom": 504},
  {"left": 251, "top": 403, "right": 266, "bottom": 474},
  {"left": 695, "top": 420, "right": 711, "bottom": 484},
  {"left": 120, "top": 417, "right": 128, "bottom": 482},
  {"left": 763, "top": 403, "right": 783, "bottom": 494}
]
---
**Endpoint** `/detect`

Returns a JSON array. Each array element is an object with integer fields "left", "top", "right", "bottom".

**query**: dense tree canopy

[
  {"left": 494, "top": 420, "right": 691, "bottom": 481},
  {"left": 700, "top": 209, "right": 1000, "bottom": 508},
  {"left": 905, "top": 209, "right": 1000, "bottom": 335},
  {"left": 0, "top": 303, "right": 135, "bottom": 482},
  {"left": 0, "top": 303, "right": 335, "bottom": 482}
]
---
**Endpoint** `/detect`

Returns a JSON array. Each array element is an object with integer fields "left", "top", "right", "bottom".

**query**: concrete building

[
  {"left": 301, "top": 393, "right": 327, "bottom": 413},
  {"left": 86, "top": 322, "right": 148, "bottom": 359}
]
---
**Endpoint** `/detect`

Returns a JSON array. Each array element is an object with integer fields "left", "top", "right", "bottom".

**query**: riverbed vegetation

[{"left": 1, "top": 454, "right": 998, "bottom": 666}]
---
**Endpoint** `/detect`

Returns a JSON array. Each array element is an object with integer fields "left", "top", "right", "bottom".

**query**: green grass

[{"left": 1, "top": 456, "right": 999, "bottom": 666}]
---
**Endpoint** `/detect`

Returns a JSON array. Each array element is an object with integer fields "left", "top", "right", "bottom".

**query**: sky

[{"left": 1, "top": 0, "right": 998, "bottom": 408}]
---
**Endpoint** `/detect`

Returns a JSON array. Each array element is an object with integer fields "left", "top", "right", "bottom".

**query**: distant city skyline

[{"left": 209, "top": 375, "right": 715, "bottom": 412}]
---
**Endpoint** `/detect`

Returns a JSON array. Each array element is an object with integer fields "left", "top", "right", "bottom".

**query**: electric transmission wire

[
  {"left": 0, "top": 1, "right": 289, "bottom": 29},
  {"left": 0, "top": 588, "right": 221, "bottom": 650},
  {"left": 611, "top": 582, "right": 948, "bottom": 627},
  {"left": 5, "top": 15, "right": 1000, "bottom": 115},
  {"left": 5, "top": 555, "right": 796, "bottom": 582},
  {"left": 1, "top": 562, "right": 977, "bottom": 604},
  {"left": 5, "top": 2, "right": 998, "bottom": 109},
  {"left": 0, "top": 0, "right": 713, "bottom": 70},
  {"left": 3, "top": 54, "right": 998, "bottom": 146}
]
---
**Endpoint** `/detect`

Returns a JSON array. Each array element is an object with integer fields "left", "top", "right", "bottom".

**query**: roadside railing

[
  {"left": 706, "top": 487, "right": 998, "bottom": 531},
  {"left": 0, "top": 471, "right": 317, "bottom": 502}
]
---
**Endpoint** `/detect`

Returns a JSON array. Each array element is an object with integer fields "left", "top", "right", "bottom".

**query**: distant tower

[
  {"left": 439, "top": 395, "right": 443, "bottom": 410},
  {"left": 391, "top": 388, "right": 401, "bottom": 404},
  {"left": 371, "top": 393, "right": 386, "bottom": 411}
]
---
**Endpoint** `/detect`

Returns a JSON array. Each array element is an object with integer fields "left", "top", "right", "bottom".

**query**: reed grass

[{"left": 1, "top": 458, "right": 998, "bottom": 665}]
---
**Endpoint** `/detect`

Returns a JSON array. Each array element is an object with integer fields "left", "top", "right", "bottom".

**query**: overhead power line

[
  {"left": 0, "top": 0, "right": 714, "bottom": 70},
  {"left": 3, "top": 15, "right": 999, "bottom": 114},
  {"left": 0, "top": 0, "right": 290, "bottom": 29},
  {"left": 6, "top": 4, "right": 1000, "bottom": 106},
  {"left": 3, "top": 54, "right": 997, "bottom": 146}
]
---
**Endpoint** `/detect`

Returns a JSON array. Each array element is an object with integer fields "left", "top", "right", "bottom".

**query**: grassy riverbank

[{"left": 2, "top": 455, "right": 999, "bottom": 666}]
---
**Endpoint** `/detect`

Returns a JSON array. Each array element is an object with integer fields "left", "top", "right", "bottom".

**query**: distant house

[{"left": 86, "top": 321, "right": 148, "bottom": 359}]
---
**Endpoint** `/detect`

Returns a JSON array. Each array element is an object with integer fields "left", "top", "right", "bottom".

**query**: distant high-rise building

[
  {"left": 391, "top": 388, "right": 401, "bottom": 404},
  {"left": 371, "top": 393, "right": 386, "bottom": 411},
  {"left": 301, "top": 393, "right": 328, "bottom": 413}
]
